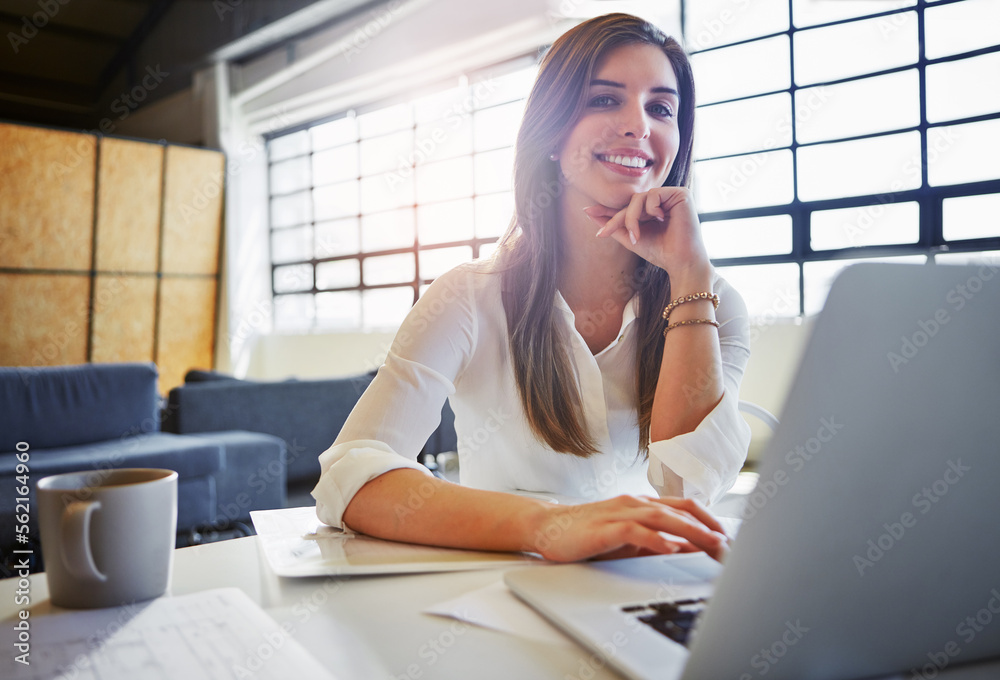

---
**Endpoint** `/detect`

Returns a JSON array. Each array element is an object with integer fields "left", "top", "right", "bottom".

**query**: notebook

[{"left": 506, "top": 262, "right": 1000, "bottom": 680}]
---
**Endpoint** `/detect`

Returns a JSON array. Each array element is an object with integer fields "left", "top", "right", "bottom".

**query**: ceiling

[{"left": 0, "top": 0, "right": 340, "bottom": 131}]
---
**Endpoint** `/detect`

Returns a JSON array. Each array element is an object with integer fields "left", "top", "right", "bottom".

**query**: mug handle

[{"left": 61, "top": 501, "right": 108, "bottom": 583}]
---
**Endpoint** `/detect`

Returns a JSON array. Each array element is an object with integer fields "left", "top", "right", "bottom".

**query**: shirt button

[{"left": 617, "top": 334, "right": 624, "bottom": 343}]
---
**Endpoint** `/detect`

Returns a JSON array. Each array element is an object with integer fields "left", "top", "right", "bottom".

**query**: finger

[
  {"left": 606, "top": 223, "right": 637, "bottom": 251},
  {"left": 602, "top": 522, "right": 684, "bottom": 558},
  {"left": 653, "top": 497, "right": 728, "bottom": 538},
  {"left": 583, "top": 204, "right": 620, "bottom": 219},
  {"left": 584, "top": 211, "right": 612, "bottom": 231},
  {"left": 661, "top": 535, "right": 728, "bottom": 563},
  {"left": 595, "top": 208, "right": 628, "bottom": 240},
  {"left": 645, "top": 191, "right": 666, "bottom": 221},
  {"left": 583, "top": 205, "right": 620, "bottom": 235},
  {"left": 624, "top": 195, "right": 646, "bottom": 246},
  {"left": 606, "top": 505, "right": 722, "bottom": 556}
]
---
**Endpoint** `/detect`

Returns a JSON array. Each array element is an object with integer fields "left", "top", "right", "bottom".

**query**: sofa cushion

[
  {"left": 0, "top": 363, "right": 160, "bottom": 451},
  {"left": 165, "top": 373, "right": 375, "bottom": 484}
]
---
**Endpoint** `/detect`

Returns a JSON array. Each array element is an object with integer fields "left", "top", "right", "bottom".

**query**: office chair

[{"left": 738, "top": 400, "right": 780, "bottom": 432}]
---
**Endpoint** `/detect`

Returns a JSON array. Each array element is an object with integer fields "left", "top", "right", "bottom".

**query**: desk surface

[
  {"left": 1, "top": 535, "right": 616, "bottom": 680},
  {"left": 3, "top": 535, "right": 1000, "bottom": 680}
]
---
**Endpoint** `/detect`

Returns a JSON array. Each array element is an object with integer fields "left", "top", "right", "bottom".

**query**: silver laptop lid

[{"left": 683, "top": 262, "right": 1000, "bottom": 680}]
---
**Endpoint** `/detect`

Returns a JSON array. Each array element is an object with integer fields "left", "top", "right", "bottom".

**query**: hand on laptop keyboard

[{"left": 527, "top": 495, "right": 730, "bottom": 563}]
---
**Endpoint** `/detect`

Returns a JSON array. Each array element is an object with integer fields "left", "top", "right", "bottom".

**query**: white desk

[
  {"left": 1, "top": 536, "right": 616, "bottom": 680},
  {"left": 3, "top": 535, "right": 1000, "bottom": 680}
]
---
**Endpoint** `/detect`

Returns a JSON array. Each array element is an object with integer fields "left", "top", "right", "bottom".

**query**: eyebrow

[{"left": 590, "top": 78, "right": 679, "bottom": 96}]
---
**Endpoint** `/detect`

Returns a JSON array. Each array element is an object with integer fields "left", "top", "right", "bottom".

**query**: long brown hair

[{"left": 497, "top": 13, "right": 696, "bottom": 457}]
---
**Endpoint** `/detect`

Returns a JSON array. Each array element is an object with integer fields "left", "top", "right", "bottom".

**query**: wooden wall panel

[
  {"left": 95, "top": 138, "right": 163, "bottom": 272},
  {"left": 0, "top": 121, "right": 225, "bottom": 393},
  {"left": 90, "top": 274, "right": 157, "bottom": 363},
  {"left": 0, "top": 273, "right": 90, "bottom": 366},
  {"left": 0, "top": 123, "right": 95, "bottom": 270},
  {"left": 160, "top": 146, "right": 224, "bottom": 275},
  {"left": 157, "top": 277, "right": 217, "bottom": 393}
]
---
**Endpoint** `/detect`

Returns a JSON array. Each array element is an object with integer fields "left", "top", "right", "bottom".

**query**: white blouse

[{"left": 312, "top": 259, "right": 752, "bottom": 529}]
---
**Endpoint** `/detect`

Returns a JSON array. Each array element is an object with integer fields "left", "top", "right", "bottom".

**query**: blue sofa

[
  {"left": 0, "top": 363, "right": 287, "bottom": 575},
  {"left": 162, "top": 369, "right": 458, "bottom": 498}
]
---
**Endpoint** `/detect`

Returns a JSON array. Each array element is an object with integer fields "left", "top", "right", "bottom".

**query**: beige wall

[{"left": 244, "top": 331, "right": 396, "bottom": 380}]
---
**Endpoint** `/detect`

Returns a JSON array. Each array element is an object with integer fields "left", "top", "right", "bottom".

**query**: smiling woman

[{"left": 310, "top": 13, "right": 751, "bottom": 564}]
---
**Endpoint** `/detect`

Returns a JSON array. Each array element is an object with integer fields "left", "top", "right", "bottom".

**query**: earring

[{"left": 549, "top": 153, "right": 559, "bottom": 161}]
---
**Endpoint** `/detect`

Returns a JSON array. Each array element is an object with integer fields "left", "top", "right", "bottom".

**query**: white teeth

[{"left": 601, "top": 154, "right": 647, "bottom": 168}]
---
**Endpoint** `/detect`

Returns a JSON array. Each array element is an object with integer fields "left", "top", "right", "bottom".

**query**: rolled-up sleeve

[
  {"left": 647, "top": 275, "right": 752, "bottom": 505},
  {"left": 312, "top": 266, "right": 478, "bottom": 528},
  {"left": 313, "top": 440, "right": 429, "bottom": 528}
]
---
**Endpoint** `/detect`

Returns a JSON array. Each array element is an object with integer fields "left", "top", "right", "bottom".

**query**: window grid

[
  {"left": 689, "top": 0, "right": 1000, "bottom": 316},
  {"left": 266, "top": 1, "right": 1000, "bottom": 330},
  {"left": 266, "top": 75, "right": 527, "bottom": 330}
]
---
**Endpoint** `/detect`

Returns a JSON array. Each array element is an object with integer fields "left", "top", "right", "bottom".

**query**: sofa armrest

[{"left": 0, "top": 433, "right": 223, "bottom": 575}]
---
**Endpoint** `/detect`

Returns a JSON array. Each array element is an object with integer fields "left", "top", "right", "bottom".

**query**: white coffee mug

[{"left": 36, "top": 468, "right": 178, "bottom": 609}]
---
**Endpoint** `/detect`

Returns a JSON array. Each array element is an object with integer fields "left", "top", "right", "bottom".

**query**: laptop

[{"left": 505, "top": 262, "right": 1000, "bottom": 680}]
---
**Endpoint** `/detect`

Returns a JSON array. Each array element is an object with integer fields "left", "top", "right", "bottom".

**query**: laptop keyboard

[{"left": 622, "top": 597, "right": 709, "bottom": 646}]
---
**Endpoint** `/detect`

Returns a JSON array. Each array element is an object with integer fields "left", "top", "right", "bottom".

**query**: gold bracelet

[
  {"left": 663, "top": 318, "right": 721, "bottom": 338},
  {"left": 661, "top": 292, "right": 720, "bottom": 320}
]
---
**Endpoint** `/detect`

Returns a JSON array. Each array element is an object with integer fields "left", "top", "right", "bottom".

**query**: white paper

[
  {"left": 424, "top": 581, "right": 574, "bottom": 648},
  {"left": 0, "top": 588, "right": 336, "bottom": 680}
]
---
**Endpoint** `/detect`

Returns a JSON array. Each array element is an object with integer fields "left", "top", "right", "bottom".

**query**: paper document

[
  {"left": 251, "top": 506, "right": 541, "bottom": 577},
  {"left": 0, "top": 588, "right": 336, "bottom": 679},
  {"left": 425, "top": 581, "right": 575, "bottom": 647}
]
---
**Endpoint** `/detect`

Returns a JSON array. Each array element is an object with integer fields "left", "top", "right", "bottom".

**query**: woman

[{"left": 311, "top": 13, "right": 751, "bottom": 563}]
